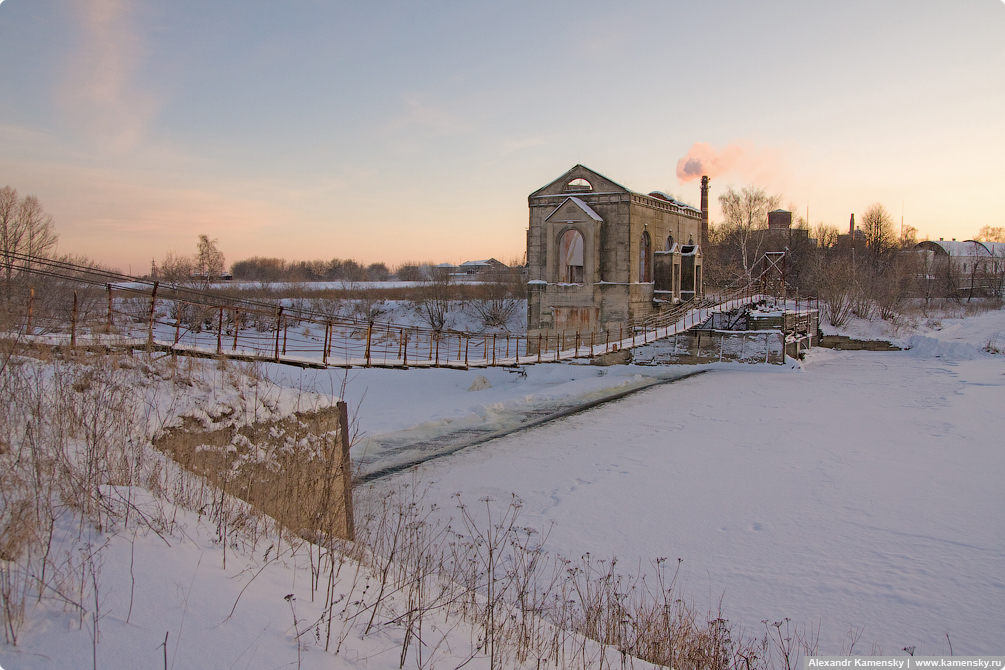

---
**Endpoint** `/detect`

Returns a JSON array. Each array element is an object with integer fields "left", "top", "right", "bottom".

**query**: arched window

[
  {"left": 566, "top": 178, "right": 593, "bottom": 193},
  {"left": 559, "top": 229, "right": 585, "bottom": 283},
  {"left": 639, "top": 231, "right": 652, "bottom": 283},
  {"left": 666, "top": 235, "right": 674, "bottom": 251}
]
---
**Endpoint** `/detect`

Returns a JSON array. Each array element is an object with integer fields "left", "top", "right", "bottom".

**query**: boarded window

[{"left": 559, "top": 229, "right": 585, "bottom": 283}]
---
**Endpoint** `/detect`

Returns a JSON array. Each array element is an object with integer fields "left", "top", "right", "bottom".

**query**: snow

[
  {"left": 5, "top": 304, "right": 1004, "bottom": 666},
  {"left": 3, "top": 490, "right": 630, "bottom": 670},
  {"left": 342, "top": 308, "right": 1005, "bottom": 655}
]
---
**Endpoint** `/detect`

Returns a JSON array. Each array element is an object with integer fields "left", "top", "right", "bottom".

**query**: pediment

[
  {"left": 545, "top": 197, "right": 603, "bottom": 224},
  {"left": 530, "top": 164, "right": 630, "bottom": 198}
]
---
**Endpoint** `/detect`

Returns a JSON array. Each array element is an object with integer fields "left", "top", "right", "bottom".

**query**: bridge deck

[{"left": 7, "top": 289, "right": 773, "bottom": 369}]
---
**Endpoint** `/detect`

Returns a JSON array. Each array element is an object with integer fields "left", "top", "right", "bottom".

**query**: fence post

[
  {"left": 537, "top": 333, "right": 542, "bottom": 363},
  {"left": 590, "top": 331, "right": 594, "bottom": 357},
  {"left": 147, "top": 281, "right": 159, "bottom": 350},
  {"left": 464, "top": 336, "right": 469, "bottom": 369},
  {"left": 282, "top": 318, "right": 288, "bottom": 356},
  {"left": 403, "top": 331, "right": 408, "bottom": 367},
  {"left": 575, "top": 331, "right": 579, "bottom": 358},
  {"left": 336, "top": 400, "right": 355, "bottom": 541},
  {"left": 322, "top": 321, "right": 330, "bottom": 365},
  {"left": 174, "top": 304, "right": 182, "bottom": 346},
  {"left": 232, "top": 309, "right": 240, "bottom": 351},
  {"left": 216, "top": 306, "right": 223, "bottom": 355},
  {"left": 70, "top": 291, "right": 78, "bottom": 347},
  {"left": 274, "top": 307, "right": 283, "bottom": 361},
  {"left": 106, "top": 283, "right": 112, "bottom": 334},
  {"left": 492, "top": 334, "right": 496, "bottom": 366},
  {"left": 365, "top": 323, "right": 373, "bottom": 368},
  {"left": 435, "top": 331, "right": 440, "bottom": 367}
]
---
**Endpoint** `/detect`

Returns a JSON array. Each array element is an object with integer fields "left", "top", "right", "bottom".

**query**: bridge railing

[{"left": 2, "top": 256, "right": 768, "bottom": 369}]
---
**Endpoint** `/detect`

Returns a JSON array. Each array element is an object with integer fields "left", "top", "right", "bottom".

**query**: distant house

[
  {"left": 431, "top": 263, "right": 458, "bottom": 278},
  {"left": 914, "top": 239, "right": 1004, "bottom": 297},
  {"left": 458, "top": 258, "right": 508, "bottom": 276}
]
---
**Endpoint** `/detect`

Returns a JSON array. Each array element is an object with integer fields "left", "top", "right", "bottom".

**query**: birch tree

[
  {"left": 717, "top": 185, "right": 781, "bottom": 278},
  {"left": 0, "top": 186, "right": 58, "bottom": 296}
]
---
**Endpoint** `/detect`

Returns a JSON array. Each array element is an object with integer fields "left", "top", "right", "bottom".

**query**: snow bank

[{"left": 905, "top": 335, "right": 988, "bottom": 360}]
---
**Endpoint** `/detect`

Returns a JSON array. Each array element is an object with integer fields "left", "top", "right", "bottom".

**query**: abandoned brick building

[{"left": 526, "top": 165, "right": 704, "bottom": 339}]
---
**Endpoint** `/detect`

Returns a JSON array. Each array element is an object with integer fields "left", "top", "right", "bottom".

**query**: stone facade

[{"left": 527, "top": 165, "right": 703, "bottom": 340}]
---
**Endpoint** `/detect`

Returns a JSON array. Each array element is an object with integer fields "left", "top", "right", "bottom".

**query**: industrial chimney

[{"left": 700, "top": 175, "right": 710, "bottom": 247}]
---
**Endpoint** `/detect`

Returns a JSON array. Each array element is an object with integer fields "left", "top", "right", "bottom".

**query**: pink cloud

[{"left": 675, "top": 142, "right": 746, "bottom": 183}]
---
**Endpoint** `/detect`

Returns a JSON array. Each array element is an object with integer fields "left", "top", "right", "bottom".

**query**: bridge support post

[
  {"left": 71, "top": 291, "right": 77, "bottom": 348},
  {"left": 274, "top": 307, "right": 283, "bottom": 361},
  {"left": 232, "top": 310, "right": 240, "bottom": 351},
  {"left": 216, "top": 306, "right": 223, "bottom": 355},
  {"left": 147, "top": 281, "right": 158, "bottom": 350}
]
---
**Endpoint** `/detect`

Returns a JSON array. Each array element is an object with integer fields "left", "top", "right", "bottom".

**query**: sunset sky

[{"left": 1, "top": 0, "right": 1003, "bottom": 274}]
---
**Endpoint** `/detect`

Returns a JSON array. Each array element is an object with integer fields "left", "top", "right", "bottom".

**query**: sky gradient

[{"left": 1, "top": 0, "right": 1003, "bottom": 274}]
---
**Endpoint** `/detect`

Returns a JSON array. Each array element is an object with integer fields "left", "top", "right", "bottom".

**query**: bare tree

[
  {"left": 467, "top": 266, "right": 525, "bottom": 331},
  {"left": 860, "top": 203, "right": 896, "bottom": 270},
  {"left": 158, "top": 250, "right": 195, "bottom": 284},
  {"left": 899, "top": 223, "right": 918, "bottom": 250},
  {"left": 982, "top": 246, "right": 1005, "bottom": 302},
  {"left": 811, "top": 223, "right": 839, "bottom": 249},
  {"left": 717, "top": 185, "right": 781, "bottom": 278},
  {"left": 873, "top": 254, "right": 916, "bottom": 319},
  {"left": 0, "top": 187, "right": 59, "bottom": 295},
  {"left": 394, "top": 262, "right": 428, "bottom": 281},
  {"left": 366, "top": 262, "right": 390, "bottom": 282},
  {"left": 413, "top": 271, "right": 454, "bottom": 331},
  {"left": 195, "top": 234, "right": 225, "bottom": 279},
  {"left": 976, "top": 225, "right": 1005, "bottom": 243}
]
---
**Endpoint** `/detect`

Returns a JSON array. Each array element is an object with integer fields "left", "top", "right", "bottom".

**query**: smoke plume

[{"left": 675, "top": 142, "right": 746, "bottom": 183}]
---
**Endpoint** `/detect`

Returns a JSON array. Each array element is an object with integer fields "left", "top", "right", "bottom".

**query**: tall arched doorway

[{"left": 559, "top": 229, "right": 584, "bottom": 283}]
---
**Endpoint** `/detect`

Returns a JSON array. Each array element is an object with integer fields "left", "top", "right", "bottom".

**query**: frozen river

[{"left": 359, "top": 345, "right": 1004, "bottom": 654}]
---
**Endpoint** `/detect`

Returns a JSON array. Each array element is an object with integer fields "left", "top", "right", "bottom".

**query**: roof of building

[
  {"left": 648, "top": 191, "right": 701, "bottom": 214},
  {"left": 531, "top": 165, "right": 700, "bottom": 216},
  {"left": 916, "top": 240, "right": 991, "bottom": 256},
  {"left": 981, "top": 241, "right": 1005, "bottom": 256}
]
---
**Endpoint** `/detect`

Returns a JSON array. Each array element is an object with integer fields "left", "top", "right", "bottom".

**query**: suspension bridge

[{"left": 2, "top": 253, "right": 808, "bottom": 370}]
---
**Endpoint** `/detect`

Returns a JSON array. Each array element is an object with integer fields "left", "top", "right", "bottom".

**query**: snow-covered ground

[
  {"left": 3, "top": 305, "right": 1003, "bottom": 667},
  {"left": 327, "top": 307, "right": 1003, "bottom": 654}
]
